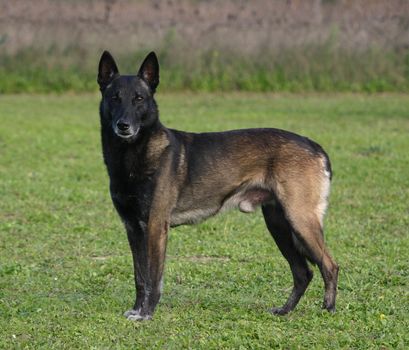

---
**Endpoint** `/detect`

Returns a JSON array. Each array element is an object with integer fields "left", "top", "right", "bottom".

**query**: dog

[{"left": 97, "top": 51, "right": 339, "bottom": 321}]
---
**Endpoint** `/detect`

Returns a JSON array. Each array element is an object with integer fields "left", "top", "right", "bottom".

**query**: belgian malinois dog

[{"left": 97, "top": 51, "right": 339, "bottom": 321}]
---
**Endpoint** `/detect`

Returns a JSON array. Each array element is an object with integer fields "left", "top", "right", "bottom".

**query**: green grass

[
  {"left": 1, "top": 46, "right": 408, "bottom": 93},
  {"left": 0, "top": 93, "right": 408, "bottom": 349}
]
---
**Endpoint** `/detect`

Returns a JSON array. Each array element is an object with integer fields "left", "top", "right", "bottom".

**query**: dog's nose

[{"left": 117, "top": 121, "right": 130, "bottom": 131}]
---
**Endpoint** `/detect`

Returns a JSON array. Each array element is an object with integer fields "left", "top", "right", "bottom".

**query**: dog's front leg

[
  {"left": 145, "top": 216, "right": 170, "bottom": 315},
  {"left": 125, "top": 215, "right": 170, "bottom": 322},
  {"left": 126, "top": 153, "right": 178, "bottom": 321},
  {"left": 122, "top": 218, "right": 153, "bottom": 321}
]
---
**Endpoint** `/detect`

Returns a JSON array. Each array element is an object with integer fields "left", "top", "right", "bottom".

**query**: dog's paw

[
  {"left": 124, "top": 309, "right": 152, "bottom": 321},
  {"left": 322, "top": 302, "right": 336, "bottom": 313},
  {"left": 270, "top": 306, "right": 290, "bottom": 316},
  {"left": 127, "top": 313, "right": 152, "bottom": 321}
]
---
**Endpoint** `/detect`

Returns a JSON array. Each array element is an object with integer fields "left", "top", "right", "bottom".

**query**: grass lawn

[{"left": 0, "top": 93, "right": 408, "bottom": 349}]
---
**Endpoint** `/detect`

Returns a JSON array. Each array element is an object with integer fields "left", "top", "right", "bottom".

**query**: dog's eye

[
  {"left": 111, "top": 93, "right": 121, "bottom": 102},
  {"left": 135, "top": 95, "right": 144, "bottom": 102}
]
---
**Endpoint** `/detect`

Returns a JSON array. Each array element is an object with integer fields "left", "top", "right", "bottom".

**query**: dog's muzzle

[{"left": 114, "top": 121, "right": 140, "bottom": 140}]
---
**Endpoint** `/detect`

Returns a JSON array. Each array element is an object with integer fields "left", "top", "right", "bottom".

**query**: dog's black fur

[{"left": 98, "top": 51, "right": 338, "bottom": 321}]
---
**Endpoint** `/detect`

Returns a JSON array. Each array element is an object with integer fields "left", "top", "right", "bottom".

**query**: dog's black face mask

[{"left": 98, "top": 51, "right": 159, "bottom": 142}]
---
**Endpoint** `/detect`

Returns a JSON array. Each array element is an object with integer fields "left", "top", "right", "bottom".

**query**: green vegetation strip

[
  {"left": 1, "top": 47, "right": 408, "bottom": 93},
  {"left": 0, "top": 93, "right": 408, "bottom": 348}
]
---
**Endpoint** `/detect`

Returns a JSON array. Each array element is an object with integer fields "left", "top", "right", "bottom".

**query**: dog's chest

[{"left": 110, "top": 176, "right": 154, "bottom": 222}]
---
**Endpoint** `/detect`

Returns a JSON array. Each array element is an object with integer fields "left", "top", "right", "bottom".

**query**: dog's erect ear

[
  {"left": 137, "top": 52, "right": 159, "bottom": 92},
  {"left": 98, "top": 51, "right": 119, "bottom": 91}
]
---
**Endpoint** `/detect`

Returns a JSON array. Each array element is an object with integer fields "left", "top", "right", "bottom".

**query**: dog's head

[{"left": 98, "top": 51, "right": 159, "bottom": 141}]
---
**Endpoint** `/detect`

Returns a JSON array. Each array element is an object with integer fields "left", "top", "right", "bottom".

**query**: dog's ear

[
  {"left": 98, "top": 51, "right": 119, "bottom": 92},
  {"left": 137, "top": 52, "right": 159, "bottom": 92}
]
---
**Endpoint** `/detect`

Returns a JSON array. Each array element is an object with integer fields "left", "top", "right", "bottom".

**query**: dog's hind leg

[
  {"left": 288, "top": 213, "right": 339, "bottom": 312},
  {"left": 262, "top": 203, "right": 314, "bottom": 315},
  {"left": 279, "top": 192, "right": 339, "bottom": 313}
]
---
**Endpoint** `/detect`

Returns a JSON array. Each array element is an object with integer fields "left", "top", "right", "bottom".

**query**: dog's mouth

[{"left": 115, "top": 127, "right": 140, "bottom": 140}]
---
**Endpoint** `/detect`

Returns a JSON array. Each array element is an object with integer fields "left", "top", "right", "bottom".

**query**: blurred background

[{"left": 1, "top": 0, "right": 408, "bottom": 93}]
